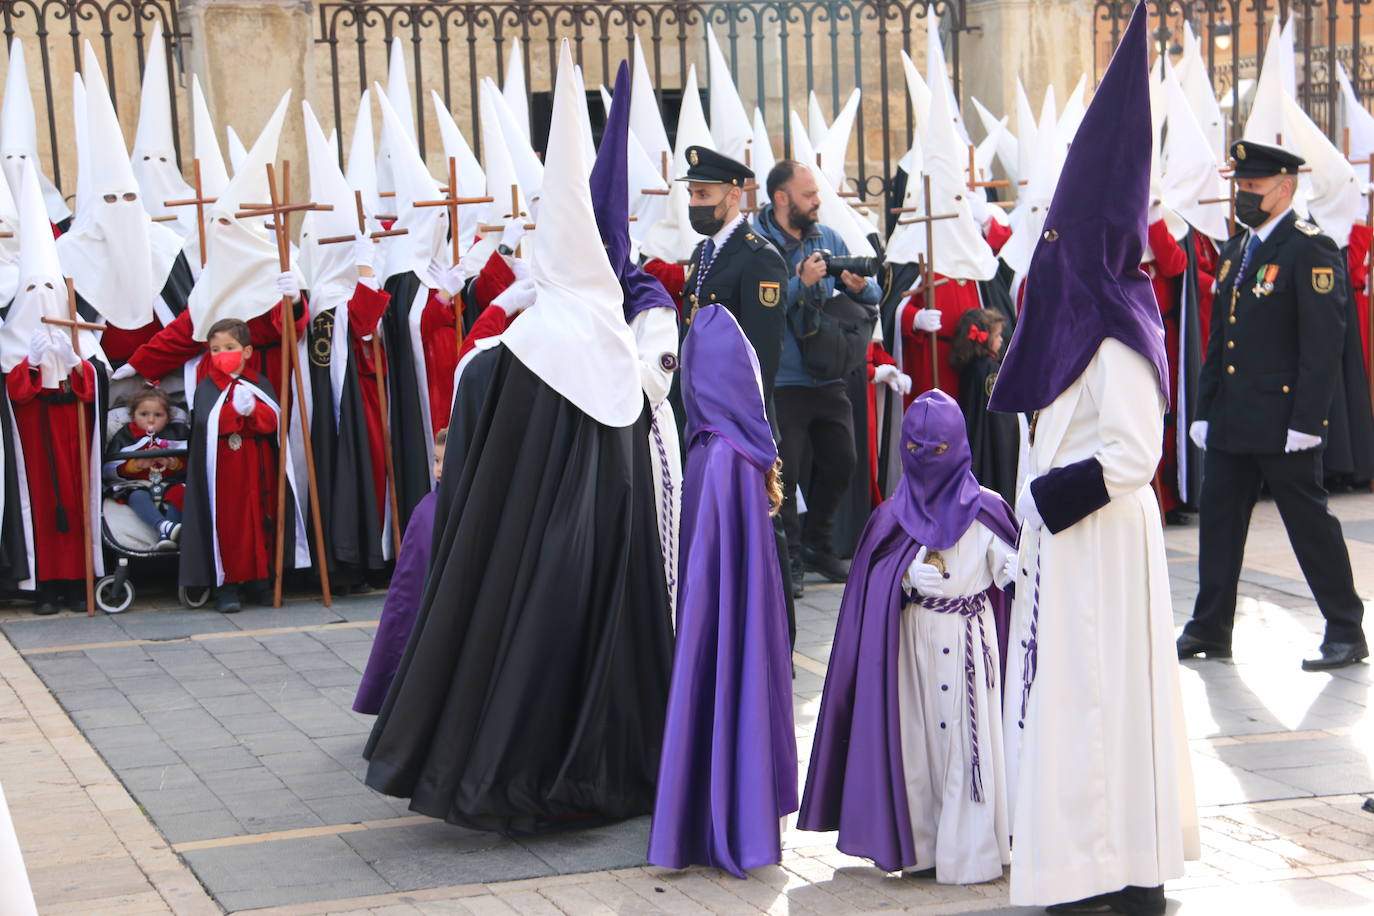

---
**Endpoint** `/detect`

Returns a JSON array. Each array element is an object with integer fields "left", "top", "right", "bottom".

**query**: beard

[{"left": 786, "top": 199, "right": 819, "bottom": 234}]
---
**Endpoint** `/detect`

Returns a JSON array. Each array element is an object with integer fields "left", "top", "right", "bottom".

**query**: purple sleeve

[{"left": 1029, "top": 457, "right": 1110, "bottom": 534}]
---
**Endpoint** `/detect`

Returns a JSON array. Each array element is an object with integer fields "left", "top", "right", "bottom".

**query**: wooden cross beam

[
  {"left": 966, "top": 145, "right": 1009, "bottom": 192},
  {"left": 164, "top": 160, "right": 217, "bottom": 267},
  {"left": 476, "top": 184, "right": 534, "bottom": 238},
  {"left": 412, "top": 157, "right": 495, "bottom": 266}
]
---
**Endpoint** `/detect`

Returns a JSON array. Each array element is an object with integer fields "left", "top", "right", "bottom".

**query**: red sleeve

[
  {"left": 983, "top": 219, "right": 1012, "bottom": 255},
  {"left": 420, "top": 291, "right": 459, "bottom": 398},
  {"left": 869, "top": 341, "right": 897, "bottom": 369},
  {"left": 219, "top": 386, "right": 278, "bottom": 435},
  {"left": 256, "top": 299, "right": 308, "bottom": 346},
  {"left": 471, "top": 252, "right": 516, "bottom": 312},
  {"left": 457, "top": 304, "right": 513, "bottom": 362},
  {"left": 127, "top": 311, "right": 201, "bottom": 380},
  {"left": 1348, "top": 225, "right": 1371, "bottom": 293},
  {"left": 5, "top": 360, "right": 40, "bottom": 404},
  {"left": 642, "top": 258, "right": 686, "bottom": 313},
  {"left": 1147, "top": 220, "right": 1188, "bottom": 279},
  {"left": 69, "top": 360, "right": 96, "bottom": 402},
  {"left": 345, "top": 283, "right": 391, "bottom": 344}
]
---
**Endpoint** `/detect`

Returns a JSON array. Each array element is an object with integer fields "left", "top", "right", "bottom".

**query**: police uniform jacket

[
  {"left": 685, "top": 221, "right": 790, "bottom": 400},
  {"left": 1198, "top": 210, "right": 1348, "bottom": 454}
]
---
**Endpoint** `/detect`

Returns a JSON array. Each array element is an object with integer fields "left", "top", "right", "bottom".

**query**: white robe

[
  {"left": 897, "top": 516, "right": 1016, "bottom": 885},
  {"left": 1004, "top": 339, "right": 1199, "bottom": 906},
  {"left": 0, "top": 782, "right": 37, "bottom": 916},
  {"left": 630, "top": 305, "right": 682, "bottom": 619}
]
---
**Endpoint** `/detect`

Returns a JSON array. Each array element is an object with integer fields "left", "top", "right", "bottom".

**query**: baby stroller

[{"left": 95, "top": 403, "right": 211, "bottom": 613}]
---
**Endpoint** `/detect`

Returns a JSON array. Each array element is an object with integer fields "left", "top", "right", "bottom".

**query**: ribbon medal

[{"left": 1253, "top": 264, "right": 1278, "bottom": 297}]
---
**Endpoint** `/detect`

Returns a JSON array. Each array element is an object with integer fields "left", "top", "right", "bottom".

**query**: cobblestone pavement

[{"left": 1, "top": 493, "right": 1373, "bottom": 914}]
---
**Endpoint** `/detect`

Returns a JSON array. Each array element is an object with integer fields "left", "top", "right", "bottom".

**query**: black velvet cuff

[{"left": 1030, "top": 457, "right": 1111, "bottom": 535}]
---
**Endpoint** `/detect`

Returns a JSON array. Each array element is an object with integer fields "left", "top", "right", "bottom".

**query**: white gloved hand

[
  {"left": 1285, "top": 428, "right": 1323, "bottom": 453},
  {"left": 1189, "top": 420, "right": 1209, "bottom": 450},
  {"left": 1000, "top": 551, "right": 1019, "bottom": 588},
  {"left": 425, "top": 259, "right": 463, "bottom": 298},
  {"left": 896, "top": 372, "right": 913, "bottom": 395},
  {"left": 275, "top": 270, "right": 301, "bottom": 302},
  {"left": 910, "top": 546, "right": 946, "bottom": 598},
  {"left": 352, "top": 236, "right": 375, "bottom": 271},
  {"left": 873, "top": 364, "right": 900, "bottom": 389},
  {"left": 493, "top": 277, "right": 537, "bottom": 315},
  {"left": 231, "top": 382, "right": 256, "bottom": 417},
  {"left": 51, "top": 332, "right": 80, "bottom": 370},
  {"left": 1016, "top": 482, "right": 1044, "bottom": 532},
  {"left": 27, "top": 330, "right": 51, "bottom": 366},
  {"left": 509, "top": 257, "right": 531, "bottom": 283},
  {"left": 966, "top": 191, "right": 991, "bottom": 228},
  {"left": 913, "top": 308, "right": 942, "bottom": 334},
  {"left": 111, "top": 363, "right": 139, "bottom": 381},
  {"left": 500, "top": 215, "right": 527, "bottom": 252},
  {"left": 1148, "top": 198, "right": 1164, "bottom": 225}
]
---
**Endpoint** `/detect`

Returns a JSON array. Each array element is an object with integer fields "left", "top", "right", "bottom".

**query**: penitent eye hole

[
  {"left": 103, "top": 193, "right": 117, "bottom": 204},
  {"left": 122, "top": 192, "right": 138, "bottom": 202},
  {"left": 143, "top": 155, "right": 152, "bottom": 161},
  {"left": 159, "top": 156, "right": 167, "bottom": 163},
  {"left": 216, "top": 217, "right": 231, "bottom": 225},
  {"left": 934, "top": 442, "right": 950, "bottom": 455},
  {"left": 43, "top": 282, "right": 53, "bottom": 290},
  {"left": 905, "top": 441, "right": 919, "bottom": 453},
  {"left": 24, "top": 283, "right": 34, "bottom": 292}
]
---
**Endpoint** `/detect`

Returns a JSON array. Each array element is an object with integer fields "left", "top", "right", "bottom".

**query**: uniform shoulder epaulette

[
  {"left": 1294, "top": 219, "right": 1323, "bottom": 237},
  {"left": 741, "top": 230, "right": 768, "bottom": 251}
]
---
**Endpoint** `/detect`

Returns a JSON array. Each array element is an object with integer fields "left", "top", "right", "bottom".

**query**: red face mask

[{"left": 210, "top": 350, "right": 245, "bottom": 376}]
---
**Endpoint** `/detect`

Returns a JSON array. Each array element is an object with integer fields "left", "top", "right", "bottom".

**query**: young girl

[
  {"left": 799, "top": 390, "right": 1019, "bottom": 885},
  {"left": 950, "top": 309, "right": 1017, "bottom": 501},
  {"left": 104, "top": 386, "right": 188, "bottom": 550}
]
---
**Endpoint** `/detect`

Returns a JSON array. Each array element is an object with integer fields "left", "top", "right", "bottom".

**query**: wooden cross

[
  {"left": 891, "top": 174, "right": 959, "bottom": 389},
  {"left": 476, "top": 185, "right": 535, "bottom": 257},
  {"left": 413, "top": 157, "right": 495, "bottom": 266},
  {"left": 235, "top": 161, "right": 334, "bottom": 609},
  {"left": 966, "top": 145, "right": 1009, "bottom": 194},
  {"left": 164, "top": 160, "right": 217, "bottom": 268},
  {"left": 41, "top": 280, "right": 106, "bottom": 616}
]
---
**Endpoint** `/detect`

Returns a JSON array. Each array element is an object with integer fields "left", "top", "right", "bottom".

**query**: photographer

[{"left": 755, "top": 160, "right": 881, "bottom": 596}]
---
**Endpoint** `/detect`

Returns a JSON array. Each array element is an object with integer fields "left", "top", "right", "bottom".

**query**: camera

[{"left": 817, "top": 248, "right": 882, "bottom": 279}]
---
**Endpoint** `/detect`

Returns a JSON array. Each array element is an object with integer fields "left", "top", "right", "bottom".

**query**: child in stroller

[{"left": 103, "top": 386, "right": 188, "bottom": 551}]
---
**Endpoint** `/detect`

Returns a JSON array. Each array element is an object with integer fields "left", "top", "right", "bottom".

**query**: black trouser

[
  {"left": 776, "top": 382, "right": 857, "bottom": 559},
  {"left": 1186, "top": 447, "right": 1366, "bottom": 646}
]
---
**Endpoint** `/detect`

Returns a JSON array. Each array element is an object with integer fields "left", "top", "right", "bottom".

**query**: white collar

[
  {"left": 1252, "top": 206, "right": 1294, "bottom": 243},
  {"left": 710, "top": 212, "right": 745, "bottom": 249}
]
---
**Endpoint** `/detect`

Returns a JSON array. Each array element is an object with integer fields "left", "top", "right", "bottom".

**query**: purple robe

[
  {"left": 353, "top": 490, "right": 437, "bottom": 714},
  {"left": 647, "top": 304, "right": 797, "bottom": 877}
]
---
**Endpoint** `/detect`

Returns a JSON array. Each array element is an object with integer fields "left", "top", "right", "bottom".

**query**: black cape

[
  {"left": 308, "top": 307, "right": 386, "bottom": 572},
  {"left": 958, "top": 356, "right": 1018, "bottom": 502},
  {"left": 379, "top": 271, "right": 436, "bottom": 530},
  {"left": 0, "top": 394, "right": 30, "bottom": 585},
  {"left": 1324, "top": 254, "right": 1374, "bottom": 483},
  {"left": 364, "top": 347, "right": 674, "bottom": 833}
]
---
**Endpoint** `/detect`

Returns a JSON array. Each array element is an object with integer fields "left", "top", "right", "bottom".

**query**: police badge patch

[
  {"left": 759, "top": 281, "right": 780, "bottom": 307},
  {"left": 1312, "top": 267, "right": 1335, "bottom": 294}
]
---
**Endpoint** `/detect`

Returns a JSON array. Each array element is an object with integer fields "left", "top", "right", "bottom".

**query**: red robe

[
  {"left": 126, "top": 303, "right": 308, "bottom": 397},
  {"left": 642, "top": 258, "right": 686, "bottom": 315},
  {"left": 1348, "top": 224, "right": 1372, "bottom": 374},
  {"left": 344, "top": 283, "right": 391, "bottom": 521},
  {"left": 100, "top": 318, "right": 170, "bottom": 367},
  {"left": 864, "top": 342, "right": 898, "bottom": 506},
  {"left": 1193, "top": 233, "right": 1218, "bottom": 354},
  {"left": 208, "top": 368, "right": 281, "bottom": 584},
  {"left": 7, "top": 360, "right": 97, "bottom": 581},
  {"left": 1143, "top": 219, "right": 1189, "bottom": 514},
  {"left": 470, "top": 251, "right": 517, "bottom": 316}
]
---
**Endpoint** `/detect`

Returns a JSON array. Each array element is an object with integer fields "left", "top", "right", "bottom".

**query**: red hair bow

[{"left": 968, "top": 326, "right": 989, "bottom": 343}]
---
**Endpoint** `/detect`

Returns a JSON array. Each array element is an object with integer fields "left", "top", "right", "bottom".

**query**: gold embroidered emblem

[
  {"left": 310, "top": 313, "right": 334, "bottom": 368},
  {"left": 985, "top": 371, "right": 997, "bottom": 398},
  {"left": 1312, "top": 267, "right": 1335, "bottom": 294},
  {"left": 759, "top": 281, "right": 780, "bottom": 307},
  {"left": 688, "top": 148, "right": 699, "bottom": 167},
  {"left": 1217, "top": 259, "right": 1232, "bottom": 285},
  {"left": 925, "top": 550, "right": 948, "bottom": 575},
  {"left": 1235, "top": 143, "right": 1247, "bottom": 160},
  {"left": 227, "top": 432, "right": 243, "bottom": 452}
]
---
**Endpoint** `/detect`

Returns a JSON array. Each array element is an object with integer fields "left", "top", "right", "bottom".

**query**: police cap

[
  {"left": 677, "top": 146, "right": 752, "bottom": 187},
  {"left": 1228, "top": 141, "right": 1306, "bottom": 178}
]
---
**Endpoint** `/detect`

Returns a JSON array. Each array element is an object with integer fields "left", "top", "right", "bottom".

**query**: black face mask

[
  {"left": 1234, "top": 189, "right": 1271, "bottom": 228},
  {"left": 689, "top": 204, "right": 725, "bottom": 236}
]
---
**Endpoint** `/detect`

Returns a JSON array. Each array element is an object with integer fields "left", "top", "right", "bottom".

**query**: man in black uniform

[
  {"left": 680, "top": 146, "right": 790, "bottom": 407},
  {"left": 1178, "top": 141, "right": 1368, "bottom": 671}
]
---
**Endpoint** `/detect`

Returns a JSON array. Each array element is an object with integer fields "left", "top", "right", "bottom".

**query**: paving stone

[
  {"left": 342, "top": 822, "right": 554, "bottom": 892},
  {"left": 304, "top": 791, "right": 407, "bottom": 825},
  {"left": 273, "top": 650, "right": 354, "bottom": 672},
  {"left": 117, "top": 763, "right": 203, "bottom": 792},
  {"left": 200, "top": 765, "right": 286, "bottom": 794},
  {"left": 0, "top": 616, "right": 126, "bottom": 649},
  {"left": 150, "top": 807, "right": 244, "bottom": 845},
  {"left": 135, "top": 785, "right": 226, "bottom": 817},
  {"left": 28, "top": 658, "right": 114, "bottom": 690},
  {"left": 180, "top": 675, "right": 255, "bottom": 699},
  {"left": 115, "top": 610, "right": 239, "bottom": 641},
  {"left": 125, "top": 688, "right": 201, "bottom": 715},
  {"left": 143, "top": 707, "right": 225, "bottom": 739},
  {"left": 517, "top": 818, "right": 652, "bottom": 875},
  {"left": 179, "top": 744, "right": 262, "bottom": 775},
  {"left": 198, "top": 693, "right": 275, "bottom": 718},
  {"left": 278, "top": 769, "right": 370, "bottom": 801},
  {"left": 181, "top": 836, "right": 392, "bottom": 910},
  {"left": 303, "top": 666, "right": 366, "bottom": 688},
  {"left": 213, "top": 710, "right": 297, "bottom": 737},
  {"left": 80, "top": 723, "right": 163, "bottom": 750},
  {"left": 214, "top": 786, "right": 321, "bottom": 832},
  {"left": 1253, "top": 764, "right": 1374, "bottom": 797},
  {"left": 226, "top": 603, "right": 344, "bottom": 631},
  {"left": 237, "top": 729, "right": 318, "bottom": 757},
  {"left": 258, "top": 748, "right": 345, "bottom": 777},
  {"left": 95, "top": 740, "right": 184, "bottom": 771}
]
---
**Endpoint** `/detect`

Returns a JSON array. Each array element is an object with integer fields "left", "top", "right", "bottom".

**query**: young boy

[
  {"left": 104, "top": 386, "right": 188, "bottom": 550},
  {"left": 353, "top": 427, "right": 445, "bottom": 714},
  {"left": 179, "top": 317, "right": 307, "bottom": 612}
]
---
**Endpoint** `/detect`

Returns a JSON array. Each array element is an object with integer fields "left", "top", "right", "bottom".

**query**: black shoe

[
  {"left": 244, "top": 580, "right": 274, "bottom": 606},
  {"left": 1046, "top": 893, "right": 1115, "bottom": 913},
  {"left": 1301, "top": 641, "right": 1369, "bottom": 671},
  {"left": 1163, "top": 509, "right": 1193, "bottom": 526},
  {"left": 217, "top": 585, "right": 242, "bottom": 614},
  {"left": 802, "top": 546, "right": 850, "bottom": 583},
  {"left": 64, "top": 581, "right": 88, "bottom": 614},
  {"left": 789, "top": 558, "right": 805, "bottom": 599},
  {"left": 1177, "top": 633, "right": 1231, "bottom": 660},
  {"left": 33, "top": 598, "right": 59, "bottom": 616},
  {"left": 1048, "top": 886, "right": 1164, "bottom": 915},
  {"left": 904, "top": 866, "right": 936, "bottom": 880}
]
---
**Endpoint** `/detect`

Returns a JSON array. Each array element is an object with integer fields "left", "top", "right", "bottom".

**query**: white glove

[
  {"left": 352, "top": 236, "right": 375, "bottom": 271},
  {"left": 1189, "top": 420, "right": 1208, "bottom": 450},
  {"left": 27, "top": 329, "right": 51, "bottom": 366},
  {"left": 873, "top": 364, "right": 900, "bottom": 389},
  {"left": 913, "top": 308, "right": 942, "bottom": 334},
  {"left": 1016, "top": 482, "right": 1044, "bottom": 532},
  {"left": 425, "top": 259, "right": 464, "bottom": 298},
  {"left": 509, "top": 257, "right": 531, "bottom": 283},
  {"left": 500, "top": 215, "right": 527, "bottom": 252},
  {"left": 1148, "top": 198, "right": 1164, "bottom": 225},
  {"left": 51, "top": 332, "right": 80, "bottom": 370},
  {"left": 111, "top": 363, "right": 139, "bottom": 381},
  {"left": 1285, "top": 428, "right": 1322, "bottom": 453},
  {"left": 492, "top": 277, "right": 536, "bottom": 315},
  {"left": 910, "top": 546, "right": 946, "bottom": 598},
  {"left": 1000, "top": 552, "right": 1019, "bottom": 588},
  {"left": 896, "top": 372, "right": 913, "bottom": 395},
  {"left": 966, "top": 191, "right": 991, "bottom": 228},
  {"left": 275, "top": 271, "right": 301, "bottom": 302},
  {"left": 231, "top": 383, "right": 256, "bottom": 417}
]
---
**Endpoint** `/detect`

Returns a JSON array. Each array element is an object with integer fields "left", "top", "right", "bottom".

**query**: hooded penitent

[
  {"left": 1, "top": 40, "right": 70, "bottom": 224},
  {"left": 431, "top": 91, "right": 486, "bottom": 254},
  {"left": 131, "top": 23, "right": 195, "bottom": 238},
  {"left": 57, "top": 43, "right": 183, "bottom": 331},
  {"left": 990, "top": 4, "right": 1168, "bottom": 414},
  {"left": 629, "top": 36, "right": 673, "bottom": 178},
  {"left": 345, "top": 90, "right": 381, "bottom": 218},
  {"left": 705, "top": 26, "right": 752, "bottom": 162},
  {"left": 376, "top": 38, "right": 416, "bottom": 197},
  {"left": 640, "top": 64, "right": 715, "bottom": 264},
  {"left": 0, "top": 140, "right": 20, "bottom": 305},
  {"left": 375, "top": 84, "right": 448, "bottom": 286},
  {"left": 501, "top": 41, "right": 532, "bottom": 143},
  {"left": 798, "top": 390, "right": 1016, "bottom": 872},
  {"left": 815, "top": 88, "right": 862, "bottom": 192},
  {"left": 1159, "top": 63, "right": 1230, "bottom": 244}
]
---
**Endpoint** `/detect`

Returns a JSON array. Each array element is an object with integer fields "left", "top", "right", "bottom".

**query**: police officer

[
  {"left": 679, "top": 146, "right": 790, "bottom": 406},
  {"left": 1178, "top": 140, "right": 1368, "bottom": 670}
]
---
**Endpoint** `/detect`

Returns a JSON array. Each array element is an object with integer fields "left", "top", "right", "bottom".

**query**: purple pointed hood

[
  {"left": 590, "top": 60, "right": 675, "bottom": 323},
  {"left": 989, "top": 1, "right": 1168, "bottom": 414},
  {"left": 888, "top": 391, "right": 984, "bottom": 551},
  {"left": 683, "top": 304, "right": 777, "bottom": 471}
]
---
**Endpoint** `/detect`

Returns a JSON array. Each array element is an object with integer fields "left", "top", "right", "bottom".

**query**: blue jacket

[{"left": 753, "top": 204, "right": 881, "bottom": 386}]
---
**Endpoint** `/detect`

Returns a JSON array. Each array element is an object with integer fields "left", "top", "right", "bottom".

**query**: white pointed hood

[
  {"left": 502, "top": 43, "right": 532, "bottom": 142},
  {"left": 1160, "top": 64, "right": 1229, "bottom": 243},
  {"left": 225, "top": 126, "right": 248, "bottom": 173},
  {"left": 131, "top": 23, "right": 194, "bottom": 238},
  {"left": 1055, "top": 74, "right": 1088, "bottom": 148},
  {"left": 57, "top": 43, "right": 181, "bottom": 329},
  {"left": 191, "top": 76, "right": 230, "bottom": 199},
  {"left": 1339, "top": 63, "right": 1374, "bottom": 163},
  {"left": 1281, "top": 92, "right": 1361, "bottom": 244},
  {"left": 885, "top": 33, "right": 996, "bottom": 280},
  {"left": 706, "top": 26, "right": 752, "bottom": 161},
  {"left": 0, "top": 134, "right": 19, "bottom": 305},
  {"left": 302, "top": 100, "right": 365, "bottom": 318},
  {"left": 624, "top": 98, "right": 668, "bottom": 242},
  {"left": 376, "top": 38, "right": 416, "bottom": 196},
  {"left": 498, "top": 40, "right": 640, "bottom": 428},
  {"left": 629, "top": 37, "right": 673, "bottom": 179},
  {"left": 789, "top": 110, "right": 875, "bottom": 257},
  {"left": 1000, "top": 90, "right": 1063, "bottom": 276},
  {"left": 900, "top": 49, "right": 932, "bottom": 149},
  {"left": 640, "top": 65, "right": 714, "bottom": 263},
  {"left": 1279, "top": 17, "right": 1298, "bottom": 98},
  {"left": 71, "top": 73, "right": 91, "bottom": 224},
  {"left": 807, "top": 92, "right": 829, "bottom": 147},
  {"left": 751, "top": 107, "right": 776, "bottom": 182},
  {"left": 431, "top": 91, "right": 486, "bottom": 253},
  {"left": 478, "top": 78, "right": 533, "bottom": 229},
  {"left": 1, "top": 162, "right": 100, "bottom": 385},
  {"left": 2, "top": 41, "right": 69, "bottom": 224},
  {"left": 572, "top": 65, "right": 598, "bottom": 166},
  {"left": 375, "top": 83, "right": 448, "bottom": 283},
  {"left": 187, "top": 91, "right": 296, "bottom": 340},
  {"left": 484, "top": 78, "right": 545, "bottom": 209},
  {"left": 345, "top": 90, "right": 381, "bottom": 216},
  {"left": 971, "top": 95, "right": 1018, "bottom": 185},
  {"left": 1178, "top": 24, "right": 1226, "bottom": 161},
  {"left": 926, "top": 7, "right": 970, "bottom": 146},
  {"left": 1244, "top": 18, "right": 1290, "bottom": 145},
  {"left": 816, "top": 88, "right": 861, "bottom": 191},
  {"left": 1013, "top": 79, "right": 1038, "bottom": 181}
]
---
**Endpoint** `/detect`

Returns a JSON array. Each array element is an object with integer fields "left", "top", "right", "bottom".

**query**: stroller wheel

[
  {"left": 95, "top": 575, "right": 135, "bottom": 614},
  {"left": 180, "top": 586, "right": 212, "bottom": 609}
]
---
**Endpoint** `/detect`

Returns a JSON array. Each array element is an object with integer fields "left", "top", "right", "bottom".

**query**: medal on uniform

[
  {"left": 1253, "top": 264, "right": 1277, "bottom": 297},
  {"left": 227, "top": 432, "right": 242, "bottom": 452}
]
